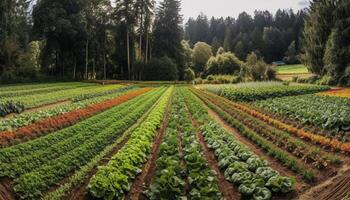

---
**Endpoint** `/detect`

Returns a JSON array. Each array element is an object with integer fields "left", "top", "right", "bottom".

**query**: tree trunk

[
  {"left": 85, "top": 39, "right": 89, "bottom": 80},
  {"left": 145, "top": 31, "right": 149, "bottom": 64},
  {"left": 93, "top": 57, "right": 96, "bottom": 80},
  {"left": 127, "top": 29, "right": 131, "bottom": 80},
  {"left": 103, "top": 54, "right": 106, "bottom": 80},
  {"left": 73, "top": 56, "right": 76, "bottom": 79}
]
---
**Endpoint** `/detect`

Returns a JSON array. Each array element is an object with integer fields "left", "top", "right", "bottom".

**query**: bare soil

[
  {"left": 0, "top": 179, "right": 16, "bottom": 200},
  {"left": 298, "top": 164, "right": 350, "bottom": 200}
]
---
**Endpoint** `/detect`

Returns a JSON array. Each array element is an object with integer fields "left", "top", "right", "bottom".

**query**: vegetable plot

[
  {"left": 0, "top": 86, "right": 137, "bottom": 131},
  {"left": 206, "top": 84, "right": 329, "bottom": 102},
  {"left": 148, "top": 89, "right": 221, "bottom": 199},
  {"left": 181, "top": 88, "right": 294, "bottom": 199},
  {"left": 0, "top": 88, "right": 150, "bottom": 147},
  {"left": 88, "top": 87, "right": 173, "bottom": 199},
  {"left": 254, "top": 94, "right": 350, "bottom": 135},
  {"left": 0, "top": 87, "right": 165, "bottom": 199},
  {"left": 0, "top": 84, "right": 122, "bottom": 109},
  {"left": 192, "top": 89, "right": 338, "bottom": 170}
]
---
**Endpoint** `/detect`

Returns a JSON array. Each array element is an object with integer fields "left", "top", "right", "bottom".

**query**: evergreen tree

[
  {"left": 303, "top": 0, "right": 336, "bottom": 75},
  {"left": 153, "top": 0, "right": 184, "bottom": 78}
]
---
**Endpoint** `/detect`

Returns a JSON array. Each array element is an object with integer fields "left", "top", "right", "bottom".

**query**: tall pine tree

[{"left": 152, "top": 0, "right": 184, "bottom": 78}]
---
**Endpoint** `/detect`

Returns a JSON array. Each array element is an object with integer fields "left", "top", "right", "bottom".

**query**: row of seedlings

[
  {"left": 0, "top": 87, "right": 166, "bottom": 199},
  {"left": 192, "top": 89, "right": 341, "bottom": 170},
  {"left": 147, "top": 88, "right": 221, "bottom": 199},
  {"left": 0, "top": 85, "right": 138, "bottom": 132},
  {"left": 181, "top": 87, "right": 294, "bottom": 200},
  {"left": 0, "top": 88, "right": 151, "bottom": 147},
  {"left": 87, "top": 87, "right": 173, "bottom": 199}
]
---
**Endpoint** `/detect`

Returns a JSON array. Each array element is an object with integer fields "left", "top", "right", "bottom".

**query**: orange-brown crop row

[
  {"left": 0, "top": 88, "right": 152, "bottom": 147},
  {"left": 199, "top": 89, "right": 350, "bottom": 153},
  {"left": 319, "top": 88, "right": 350, "bottom": 99}
]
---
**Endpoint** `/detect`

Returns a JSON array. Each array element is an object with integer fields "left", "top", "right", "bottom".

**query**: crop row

[
  {"left": 0, "top": 82, "right": 92, "bottom": 93},
  {"left": 148, "top": 88, "right": 221, "bottom": 199},
  {"left": 88, "top": 87, "right": 173, "bottom": 199},
  {"left": 43, "top": 88, "right": 163, "bottom": 200},
  {"left": 207, "top": 84, "right": 329, "bottom": 102},
  {"left": 0, "top": 88, "right": 166, "bottom": 199},
  {"left": 202, "top": 89, "right": 350, "bottom": 154},
  {"left": 0, "top": 84, "right": 122, "bottom": 109},
  {"left": 189, "top": 88, "right": 316, "bottom": 182},
  {"left": 0, "top": 88, "right": 163, "bottom": 175},
  {"left": 181, "top": 88, "right": 294, "bottom": 199},
  {"left": 0, "top": 83, "right": 92, "bottom": 99},
  {"left": 319, "top": 88, "right": 350, "bottom": 99},
  {"left": 0, "top": 88, "right": 150, "bottom": 147},
  {"left": 0, "top": 86, "right": 138, "bottom": 132},
  {"left": 0, "top": 101, "right": 25, "bottom": 117},
  {"left": 253, "top": 94, "right": 350, "bottom": 134},
  {"left": 71, "top": 85, "right": 135, "bottom": 102},
  {"left": 198, "top": 81, "right": 285, "bottom": 94},
  {"left": 0, "top": 89, "right": 160, "bottom": 178},
  {"left": 192, "top": 89, "right": 339, "bottom": 169}
]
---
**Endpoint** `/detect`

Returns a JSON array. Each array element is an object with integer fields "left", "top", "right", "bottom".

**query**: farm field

[
  {"left": 275, "top": 65, "right": 310, "bottom": 75},
  {"left": 0, "top": 81, "right": 349, "bottom": 200}
]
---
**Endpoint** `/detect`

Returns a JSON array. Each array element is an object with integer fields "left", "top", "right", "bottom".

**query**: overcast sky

[{"left": 174, "top": 0, "right": 310, "bottom": 20}]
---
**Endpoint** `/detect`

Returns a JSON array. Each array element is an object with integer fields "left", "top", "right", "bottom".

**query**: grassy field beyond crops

[{"left": 275, "top": 64, "right": 309, "bottom": 74}]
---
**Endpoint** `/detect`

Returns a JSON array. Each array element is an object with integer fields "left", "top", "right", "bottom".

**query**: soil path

[
  {"left": 0, "top": 179, "right": 16, "bottom": 200},
  {"left": 298, "top": 164, "right": 350, "bottom": 200}
]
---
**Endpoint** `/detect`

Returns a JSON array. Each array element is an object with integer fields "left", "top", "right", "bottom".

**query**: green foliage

[
  {"left": 275, "top": 64, "right": 309, "bottom": 74},
  {"left": 180, "top": 87, "right": 295, "bottom": 198},
  {"left": 0, "top": 101, "right": 25, "bottom": 117},
  {"left": 192, "top": 42, "right": 213, "bottom": 75},
  {"left": 304, "top": 0, "right": 350, "bottom": 85},
  {"left": 0, "top": 85, "right": 137, "bottom": 135},
  {"left": 143, "top": 56, "right": 179, "bottom": 81},
  {"left": 206, "top": 51, "right": 243, "bottom": 76},
  {"left": 214, "top": 83, "right": 329, "bottom": 102},
  {"left": 283, "top": 41, "right": 300, "bottom": 64},
  {"left": 243, "top": 52, "right": 275, "bottom": 81},
  {"left": 149, "top": 89, "right": 221, "bottom": 199},
  {"left": 184, "top": 68, "right": 195, "bottom": 83},
  {"left": 88, "top": 87, "right": 172, "bottom": 199},
  {"left": 205, "top": 75, "right": 240, "bottom": 84},
  {"left": 254, "top": 94, "right": 350, "bottom": 134},
  {"left": 153, "top": 0, "right": 184, "bottom": 73},
  {"left": 0, "top": 88, "right": 165, "bottom": 199}
]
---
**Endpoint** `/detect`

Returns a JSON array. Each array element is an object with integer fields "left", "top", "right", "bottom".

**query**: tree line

[
  {"left": 185, "top": 9, "right": 306, "bottom": 64},
  {"left": 0, "top": 0, "right": 184, "bottom": 83},
  {"left": 0, "top": 0, "right": 349, "bottom": 85}
]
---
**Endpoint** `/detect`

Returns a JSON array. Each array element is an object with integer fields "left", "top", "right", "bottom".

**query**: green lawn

[{"left": 275, "top": 64, "right": 310, "bottom": 74}]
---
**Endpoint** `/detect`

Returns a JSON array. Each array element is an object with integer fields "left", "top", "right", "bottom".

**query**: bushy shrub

[
  {"left": 243, "top": 52, "right": 276, "bottom": 81},
  {"left": 205, "top": 52, "right": 243, "bottom": 76},
  {"left": 184, "top": 68, "right": 195, "bottom": 83},
  {"left": 204, "top": 75, "right": 240, "bottom": 84},
  {"left": 143, "top": 56, "right": 179, "bottom": 81}
]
